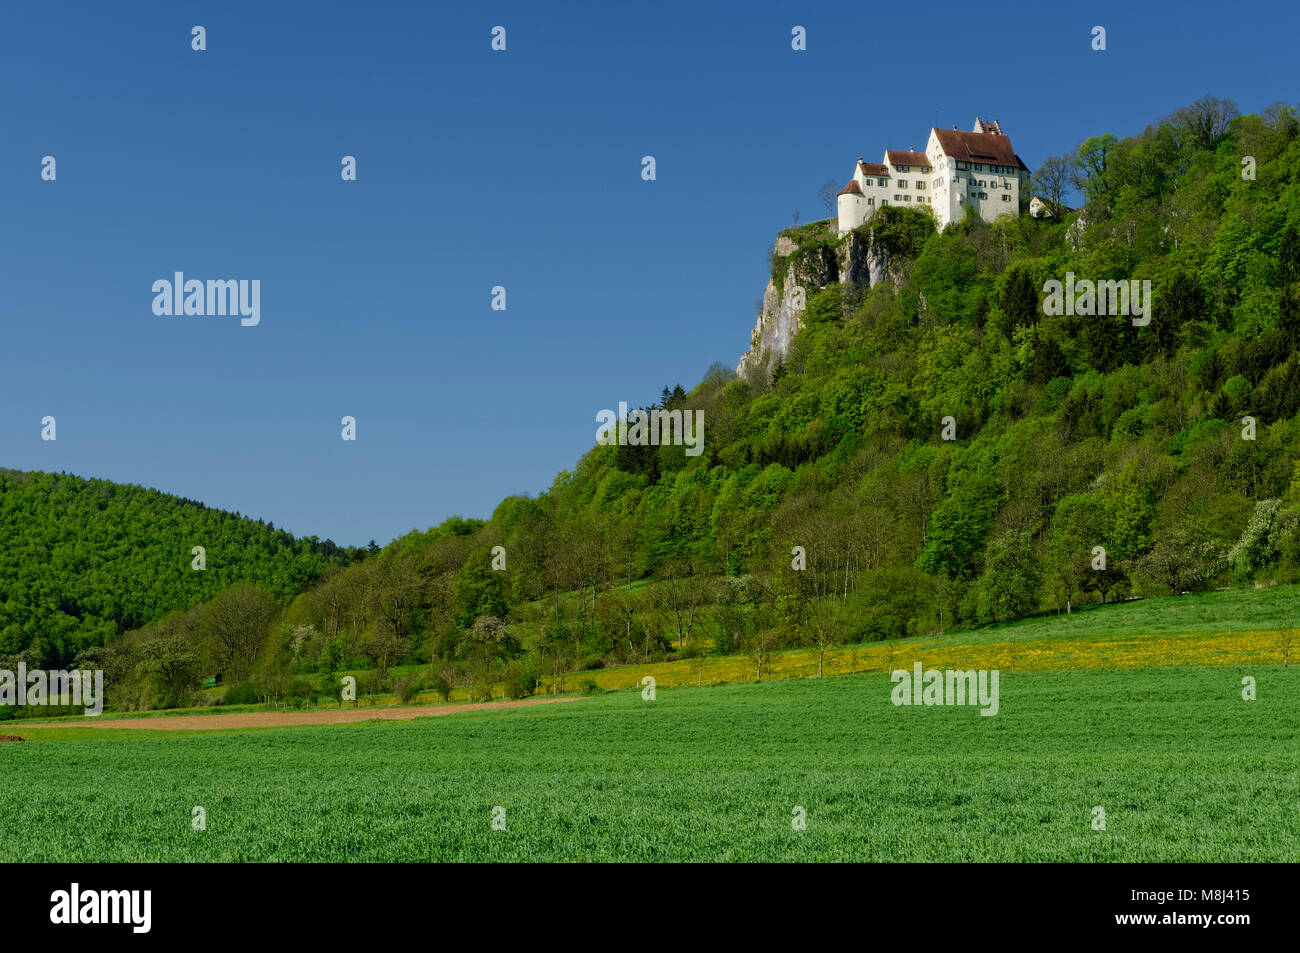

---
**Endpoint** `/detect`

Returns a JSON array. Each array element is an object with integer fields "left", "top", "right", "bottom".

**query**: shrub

[
  {"left": 580, "top": 678, "right": 601, "bottom": 695},
  {"left": 395, "top": 678, "right": 422, "bottom": 704},
  {"left": 503, "top": 661, "right": 540, "bottom": 700},
  {"left": 358, "top": 669, "right": 388, "bottom": 699},
  {"left": 220, "top": 681, "right": 259, "bottom": 706},
  {"left": 427, "top": 674, "right": 452, "bottom": 702}
]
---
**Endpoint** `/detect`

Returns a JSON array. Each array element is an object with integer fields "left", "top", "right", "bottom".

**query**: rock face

[
  {"left": 737, "top": 223, "right": 897, "bottom": 380},
  {"left": 737, "top": 279, "right": 799, "bottom": 382},
  {"left": 839, "top": 227, "right": 894, "bottom": 287}
]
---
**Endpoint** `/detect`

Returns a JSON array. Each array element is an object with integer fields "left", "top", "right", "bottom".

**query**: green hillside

[
  {"left": 9, "top": 97, "right": 1300, "bottom": 713},
  {"left": 244, "top": 97, "right": 1300, "bottom": 706},
  {"left": 0, "top": 469, "right": 362, "bottom": 666}
]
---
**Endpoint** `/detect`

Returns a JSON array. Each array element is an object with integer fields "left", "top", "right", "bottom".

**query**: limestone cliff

[{"left": 737, "top": 220, "right": 900, "bottom": 380}]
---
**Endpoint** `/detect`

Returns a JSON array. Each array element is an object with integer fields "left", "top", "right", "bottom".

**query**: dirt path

[{"left": 20, "top": 696, "right": 585, "bottom": 732}]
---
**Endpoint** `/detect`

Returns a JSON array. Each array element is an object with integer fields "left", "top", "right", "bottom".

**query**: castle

[{"left": 837, "top": 118, "right": 1031, "bottom": 233}]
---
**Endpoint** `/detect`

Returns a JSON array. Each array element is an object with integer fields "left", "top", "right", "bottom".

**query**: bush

[
  {"left": 358, "top": 669, "right": 388, "bottom": 699},
  {"left": 679, "top": 640, "right": 705, "bottom": 659},
  {"left": 503, "top": 661, "right": 539, "bottom": 700},
  {"left": 580, "top": 678, "right": 601, "bottom": 696},
  {"left": 220, "top": 681, "right": 259, "bottom": 706},
  {"left": 427, "top": 674, "right": 452, "bottom": 702},
  {"left": 395, "top": 678, "right": 422, "bottom": 704}
]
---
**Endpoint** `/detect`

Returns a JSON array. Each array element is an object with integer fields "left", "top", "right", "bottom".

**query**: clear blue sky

[{"left": 2, "top": 0, "right": 1296, "bottom": 546}]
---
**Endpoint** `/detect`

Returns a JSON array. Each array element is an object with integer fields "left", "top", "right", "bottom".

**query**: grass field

[{"left": 2, "top": 665, "right": 1296, "bottom": 861}]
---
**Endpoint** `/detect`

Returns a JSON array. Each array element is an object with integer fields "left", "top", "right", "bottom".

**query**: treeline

[{"left": 11, "top": 97, "right": 1300, "bottom": 712}]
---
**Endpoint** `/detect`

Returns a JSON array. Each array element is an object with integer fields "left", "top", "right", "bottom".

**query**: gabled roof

[
  {"left": 931, "top": 128, "right": 1029, "bottom": 170},
  {"left": 858, "top": 160, "right": 889, "bottom": 176},
  {"left": 838, "top": 179, "right": 863, "bottom": 196},
  {"left": 886, "top": 150, "right": 930, "bottom": 168}
]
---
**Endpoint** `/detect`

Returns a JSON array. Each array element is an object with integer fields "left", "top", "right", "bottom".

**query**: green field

[{"left": 2, "top": 665, "right": 1296, "bottom": 861}]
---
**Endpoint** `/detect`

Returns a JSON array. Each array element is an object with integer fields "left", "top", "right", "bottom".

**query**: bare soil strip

[{"left": 19, "top": 696, "right": 585, "bottom": 732}]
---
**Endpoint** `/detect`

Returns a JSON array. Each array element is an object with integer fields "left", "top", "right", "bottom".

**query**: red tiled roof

[
  {"left": 858, "top": 161, "right": 889, "bottom": 176},
  {"left": 931, "top": 128, "right": 1029, "bottom": 170},
  {"left": 838, "top": 179, "right": 863, "bottom": 196},
  {"left": 886, "top": 150, "right": 930, "bottom": 168}
]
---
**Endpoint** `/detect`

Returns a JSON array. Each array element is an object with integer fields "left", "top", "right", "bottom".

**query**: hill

[
  {"left": 236, "top": 96, "right": 1299, "bottom": 704},
  {"left": 0, "top": 469, "right": 361, "bottom": 667},
  {"left": 10, "top": 96, "right": 1300, "bottom": 712}
]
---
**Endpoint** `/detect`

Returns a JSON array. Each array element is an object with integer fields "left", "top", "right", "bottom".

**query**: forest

[{"left": 0, "top": 469, "right": 362, "bottom": 666}]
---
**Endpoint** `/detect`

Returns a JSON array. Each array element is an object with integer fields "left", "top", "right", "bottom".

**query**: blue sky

[{"left": 2, "top": 0, "right": 1296, "bottom": 546}]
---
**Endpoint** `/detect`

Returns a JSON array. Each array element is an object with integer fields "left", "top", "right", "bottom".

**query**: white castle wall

[{"left": 838, "top": 120, "right": 1030, "bottom": 234}]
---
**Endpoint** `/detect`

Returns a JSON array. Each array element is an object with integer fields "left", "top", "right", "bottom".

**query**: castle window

[
  {"left": 917, "top": 181, "right": 925, "bottom": 190},
  {"left": 878, "top": 178, "right": 887, "bottom": 186},
  {"left": 868, "top": 197, "right": 874, "bottom": 205},
  {"left": 897, "top": 164, "right": 909, "bottom": 172},
  {"left": 898, "top": 180, "right": 907, "bottom": 188},
  {"left": 1001, "top": 194, "right": 1010, "bottom": 202},
  {"left": 957, "top": 161, "right": 969, "bottom": 170}
]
